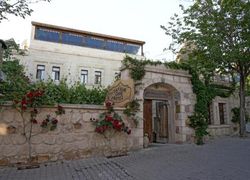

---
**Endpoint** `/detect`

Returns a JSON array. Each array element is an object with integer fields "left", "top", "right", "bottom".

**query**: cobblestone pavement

[{"left": 1, "top": 136, "right": 250, "bottom": 180}]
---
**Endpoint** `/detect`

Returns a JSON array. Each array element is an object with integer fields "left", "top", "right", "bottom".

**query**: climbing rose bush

[
  {"left": 13, "top": 89, "right": 44, "bottom": 110},
  {"left": 13, "top": 89, "right": 65, "bottom": 131},
  {"left": 91, "top": 101, "right": 131, "bottom": 135}
]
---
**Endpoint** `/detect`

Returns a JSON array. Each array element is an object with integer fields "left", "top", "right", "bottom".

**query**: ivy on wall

[
  {"left": 122, "top": 55, "right": 235, "bottom": 144},
  {"left": 123, "top": 99, "right": 141, "bottom": 127}
]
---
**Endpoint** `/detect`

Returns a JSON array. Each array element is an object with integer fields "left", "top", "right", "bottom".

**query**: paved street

[{"left": 1, "top": 136, "right": 250, "bottom": 180}]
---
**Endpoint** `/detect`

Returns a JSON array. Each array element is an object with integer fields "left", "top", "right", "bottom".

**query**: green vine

[
  {"left": 122, "top": 56, "right": 235, "bottom": 145},
  {"left": 122, "top": 55, "right": 162, "bottom": 81},
  {"left": 231, "top": 107, "right": 250, "bottom": 124},
  {"left": 123, "top": 99, "right": 140, "bottom": 127}
]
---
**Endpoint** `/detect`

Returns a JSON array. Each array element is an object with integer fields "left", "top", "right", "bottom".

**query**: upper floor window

[
  {"left": 34, "top": 27, "right": 142, "bottom": 55},
  {"left": 80, "top": 70, "right": 88, "bottom": 84},
  {"left": 36, "top": 65, "right": 45, "bottom": 80},
  {"left": 52, "top": 66, "right": 60, "bottom": 81},
  {"left": 94, "top": 71, "right": 102, "bottom": 84}
]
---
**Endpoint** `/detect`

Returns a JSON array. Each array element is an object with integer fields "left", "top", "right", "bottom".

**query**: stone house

[
  {"left": 18, "top": 22, "right": 145, "bottom": 87},
  {"left": 120, "top": 65, "right": 239, "bottom": 144},
  {"left": 16, "top": 22, "right": 242, "bottom": 140},
  {"left": 0, "top": 23, "right": 246, "bottom": 166}
]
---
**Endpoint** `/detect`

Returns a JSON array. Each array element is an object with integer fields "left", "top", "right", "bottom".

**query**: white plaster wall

[{"left": 19, "top": 28, "right": 143, "bottom": 87}]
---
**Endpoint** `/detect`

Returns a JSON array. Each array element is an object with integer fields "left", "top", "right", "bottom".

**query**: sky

[{"left": 0, "top": 0, "right": 191, "bottom": 61}]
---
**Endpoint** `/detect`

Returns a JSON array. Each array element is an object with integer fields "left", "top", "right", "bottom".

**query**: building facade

[
  {"left": 15, "top": 22, "right": 244, "bottom": 142},
  {"left": 19, "top": 22, "right": 145, "bottom": 87},
  {"left": 121, "top": 65, "right": 240, "bottom": 144}
]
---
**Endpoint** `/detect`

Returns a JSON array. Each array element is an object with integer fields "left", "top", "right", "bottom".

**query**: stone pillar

[
  {"left": 120, "top": 68, "right": 130, "bottom": 81},
  {"left": 212, "top": 101, "right": 220, "bottom": 125}
]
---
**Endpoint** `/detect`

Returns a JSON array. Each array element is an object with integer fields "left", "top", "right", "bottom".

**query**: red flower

[
  {"left": 21, "top": 98, "right": 27, "bottom": 105},
  {"left": 95, "top": 126, "right": 104, "bottom": 133},
  {"left": 21, "top": 98, "right": 27, "bottom": 110},
  {"left": 52, "top": 119, "right": 58, "bottom": 125},
  {"left": 56, "top": 105, "right": 65, "bottom": 115},
  {"left": 105, "top": 115, "right": 113, "bottom": 122},
  {"left": 112, "top": 120, "right": 123, "bottom": 131},
  {"left": 34, "top": 90, "right": 44, "bottom": 97},
  {"left": 105, "top": 101, "right": 113, "bottom": 108},
  {"left": 26, "top": 91, "right": 34, "bottom": 98},
  {"left": 41, "top": 120, "right": 48, "bottom": 127},
  {"left": 127, "top": 129, "right": 131, "bottom": 135},
  {"left": 31, "top": 119, "right": 38, "bottom": 124}
]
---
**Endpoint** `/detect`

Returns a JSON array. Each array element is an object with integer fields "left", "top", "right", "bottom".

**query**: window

[
  {"left": 219, "top": 103, "right": 226, "bottom": 124},
  {"left": 52, "top": 66, "right": 60, "bottom": 81},
  {"left": 80, "top": 70, "right": 88, "bottom": 84},
  {"left": 34, "top": 27, "right": 141, "bottom": 55},
  {"left": 94, "top": 71, "right": 102, "bottom": 84},
  {"left": 36, "top": 65, "right": 45, "bottom": 80}
]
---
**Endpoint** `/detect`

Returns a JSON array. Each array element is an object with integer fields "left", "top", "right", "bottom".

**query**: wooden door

[
  {"left": 159, "top": 103, "right": 168, "bottom": 139},
  {"left": 143, "top": 100, "right": 153, "bottom": 142},
  {"left": 219, "top": 103, "right": 225, "bottom": 124}
]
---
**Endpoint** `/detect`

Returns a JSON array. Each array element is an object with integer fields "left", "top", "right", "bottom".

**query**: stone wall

[
  {"left": 121, "top": 65, "right": 196, "bottom": 144},
  {"left": 208, "top": 125, "right": 234, "bottom": 136},
  {"left": 246, "top": 96, "right": 250, "bottom": 117},
  {"left": 0, "top": 104, "right": 142, "bottom": 166}
]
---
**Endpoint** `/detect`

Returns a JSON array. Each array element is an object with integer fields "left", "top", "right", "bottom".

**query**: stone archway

[
  {"left": 143, "top": 83, "right": 179, "bottom": 143},
  {"left": 120, "top": 64, "right": 196, "bottom": 146}
]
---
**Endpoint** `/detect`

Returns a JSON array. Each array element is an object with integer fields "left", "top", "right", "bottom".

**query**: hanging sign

[{"left": 106, "top": 79, "right": 134, "bottom": 107}]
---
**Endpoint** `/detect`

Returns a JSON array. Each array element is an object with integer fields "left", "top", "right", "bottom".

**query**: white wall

[{"left": 19, "top": 26, "right": 143, "bottom": 87}]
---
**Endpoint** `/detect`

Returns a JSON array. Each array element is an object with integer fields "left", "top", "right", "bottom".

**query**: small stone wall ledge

[{"left": 208, "top": 124, "right": 232, "bottom": 129}]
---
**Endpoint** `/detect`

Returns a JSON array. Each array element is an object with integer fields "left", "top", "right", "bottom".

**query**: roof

[{"left": 31, "top": 21, "right": 145, "bottom": 46}]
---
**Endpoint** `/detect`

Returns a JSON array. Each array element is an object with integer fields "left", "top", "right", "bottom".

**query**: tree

[
  {"left": 0, "top": 0, "right": 51, "bottom": 22},
  {"left": 162, "top": 0, "right": 250, "bottom": 136}
]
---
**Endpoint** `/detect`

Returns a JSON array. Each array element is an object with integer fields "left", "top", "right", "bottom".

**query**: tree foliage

[
  {"left": 162, "top": 0, "right": 250, "bottom": 136},
  {"left": 0, "top": 0, "right": 51, "bottom": 22}
]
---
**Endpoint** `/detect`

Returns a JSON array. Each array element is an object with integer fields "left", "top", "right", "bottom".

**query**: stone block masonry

[{"left": 0, "top": 104, "right": 140, "bottom": 166}]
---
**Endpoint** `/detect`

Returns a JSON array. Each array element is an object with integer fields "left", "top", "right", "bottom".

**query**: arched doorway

[{"left": 143, "top": 83, "right": 179, "bottom": 143}]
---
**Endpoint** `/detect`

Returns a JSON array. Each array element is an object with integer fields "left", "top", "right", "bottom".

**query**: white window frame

[
  {"left": 94, "top": 70, "right": 102, "bottom": 85},
  {"left": 52, "top": 66, "right": 60, "bottom": 81},
  {"left": 80, "top": 69, "right": 88, "bottom": 84},
  {"left": 36, "top": 64, "right": 45, "bottom": 80}
]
